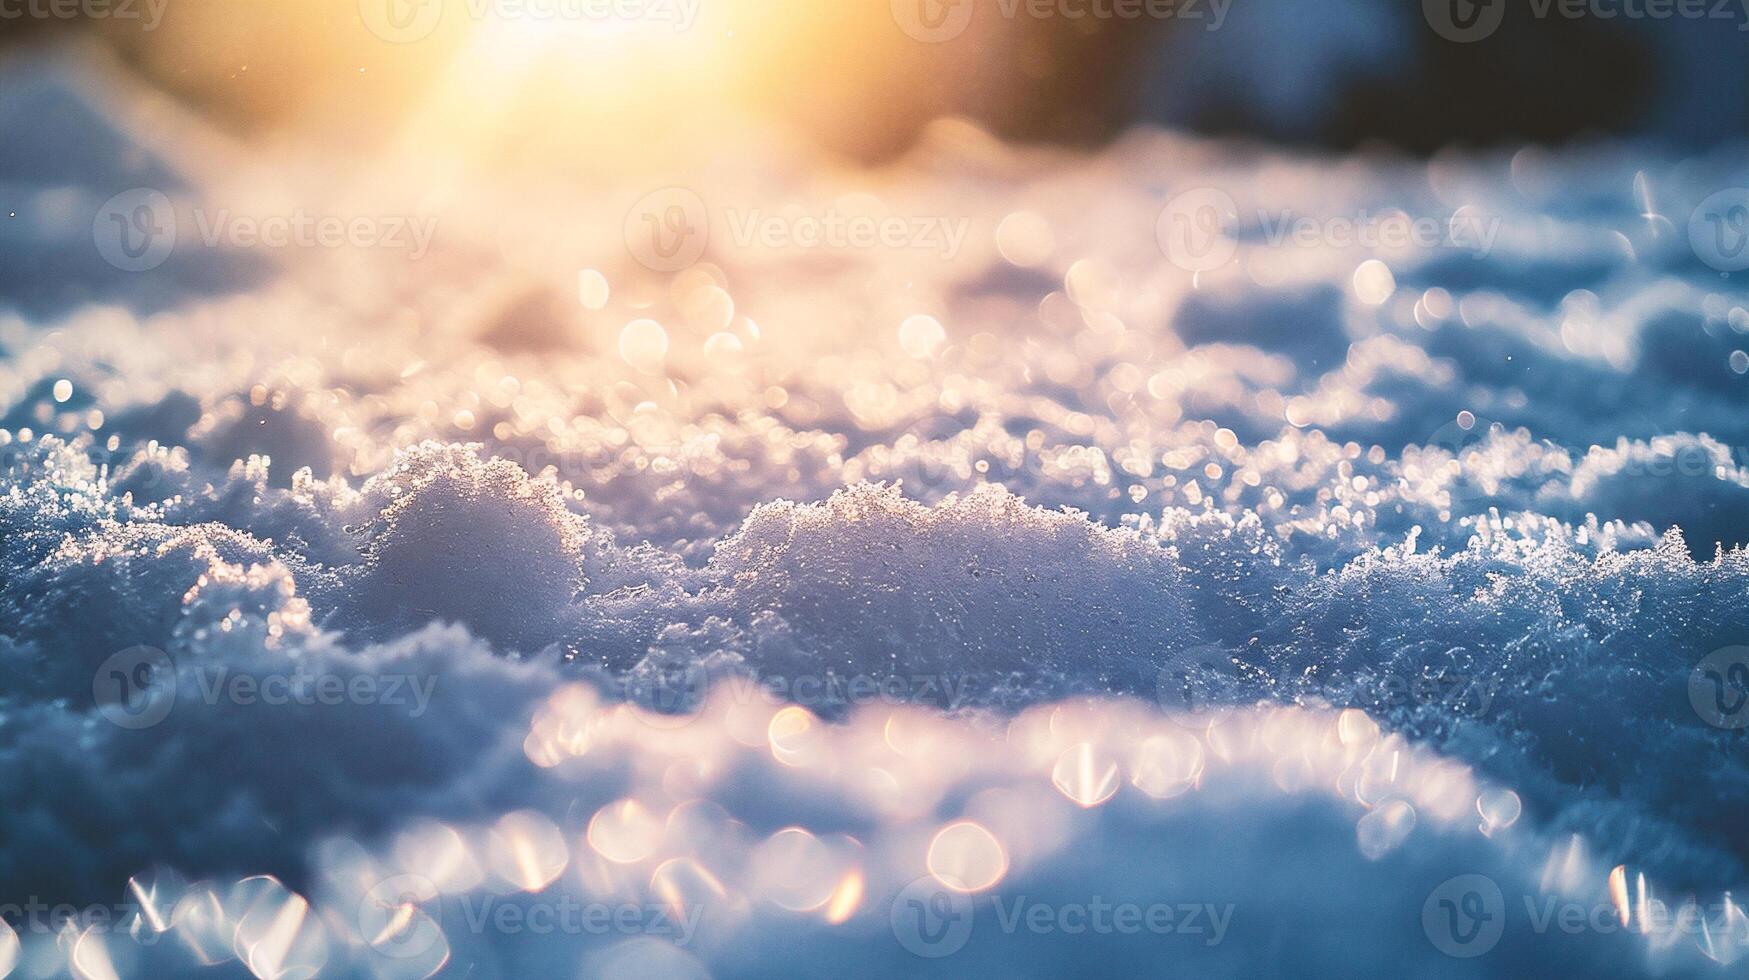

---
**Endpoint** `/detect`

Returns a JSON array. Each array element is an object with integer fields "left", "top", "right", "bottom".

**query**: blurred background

[{"left": 2, "top": 0, "right": 1745, "bottom": 163}]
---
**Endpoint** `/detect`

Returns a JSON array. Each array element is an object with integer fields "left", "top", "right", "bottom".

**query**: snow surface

[{"left": 3, "top": 53, "right": 1749, "bottom": 979}]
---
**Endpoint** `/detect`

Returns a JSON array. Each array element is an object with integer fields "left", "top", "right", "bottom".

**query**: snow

[{"left": 2, "top": 55, "right": 1749, "bottom": 978}]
